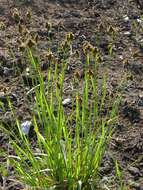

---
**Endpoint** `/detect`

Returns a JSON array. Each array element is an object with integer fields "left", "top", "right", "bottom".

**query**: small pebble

[
  {"left": 124, "top": 31, "right": 131, "bottom": 36},
  {"left": 62, "top": 98, "right": 72, "bottom": 106},
  {"left": 123, "top": 15, "right": 129, "bottom": 22},
  {"left": 137, "top": 18, "right": 142, "bottom": 23},
  {"left": 3, "top": 67, "right": 12, "bottom": 76},
  {"left": 21, "top": 120, "right": 32, "bottom": 135},
  {"left": 26, "top": 67, "right": 30, "bottom": 72},
  {"left": 138, "top": 94, "right": 143, "bottom": 106},
  {"left": 119, "top": 55, "right": 123, "bottom": 60}
]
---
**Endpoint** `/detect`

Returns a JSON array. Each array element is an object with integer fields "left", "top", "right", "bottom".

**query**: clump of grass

[{"left": 1, "top": 26, "right": 120, "bottom": 189}]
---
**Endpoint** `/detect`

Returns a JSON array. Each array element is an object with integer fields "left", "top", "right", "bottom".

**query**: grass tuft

[{"left": 0, "top": 33, "right": 120, "bottom": 189}]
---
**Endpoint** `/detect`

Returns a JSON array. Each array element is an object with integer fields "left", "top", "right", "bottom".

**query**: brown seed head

[
  {"left": 107, "top": 25, "right": 116, "bottom": 34},
  {"left": 26, "top": 9, "right": 32, "bottom": 21},
  {"left": 77, "top": 95, "right": 82, "bottom": 105},
  {"left": 32, "top": 33, "right": 39, "bottom": 43},
  {"left": 18, "top": 24, "right": 23, "bottom": 33},
  {"left": 123, "top": 58, "right": 129, "bottom": 65},
  {"left": 87, "top": 69, "right": 94, "bottom": 77},
  {"left": 27, "top": 38, "right": 36, "bottom": 48},
  {"left": 19, "top": 42, "right": 27, "bottom": 52},
  {"left": 61, "top": 40, "right": 69, "bottom": 50},
  {"left": 96, "top": 55, "right": 102, "bottom": 63},
  {"left": 45, "top": 22, "right": 52, "bottom": 31},
  {"left": 74, "top": 71, "right": 80, "bottom": 79},
  {"left": 93, "top": 47, "right": 99, "bottom": 56},
  {"left": 66, "top": 32, "right": 74, "bottom": 41},
  {"left": 46, "top": 51, "right": 55, "bottom": 61},
  {"left": 56, "top": 81, "right": 61, "bottom": 89},
  {"left": 0, "top": 21, "right": 6, "bottom": 30},
  {"left": 82, "top": 42, "right": 95, "bottom": 55},
  {"left": 12, "top": 8, "right": 21, "bottom": 23}
]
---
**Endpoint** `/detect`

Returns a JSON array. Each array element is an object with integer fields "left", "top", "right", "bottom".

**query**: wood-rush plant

[{"left": 1, "top": 35, "right": 120, "bottom": 190}]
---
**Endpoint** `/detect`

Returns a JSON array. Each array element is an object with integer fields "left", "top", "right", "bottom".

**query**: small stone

[
  {"left": 79, "top": 34, "right": 86, "bottom": 41},
  {"left": 138, "top": 94, "right": 143, "bottom": 106},
  {"left": 62, "top": 98, "right": 72, "bottom": 106},
  {"left": 21, "top": 120, "right": 32, "bottom": 135},
  {"left": 101, "top": 176, "right": 108, "bottom": 183},
  {"left": 119, "top": 55, "right": 124, "bottom": 60},
  {"left": 123, "top": 15, "right": 129, "bottom": 22},
  {"left": 137, "top": 18, "right": 142, "bottom": 23},
  {"left": 3, "top": 67, "right": 13, "bottom": 77},
  {"left": 26, "top": 67, "right": 30, "bottom": 72},
  {"left": 124, "top": 31, "right": 131, "bottom": 36}
]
